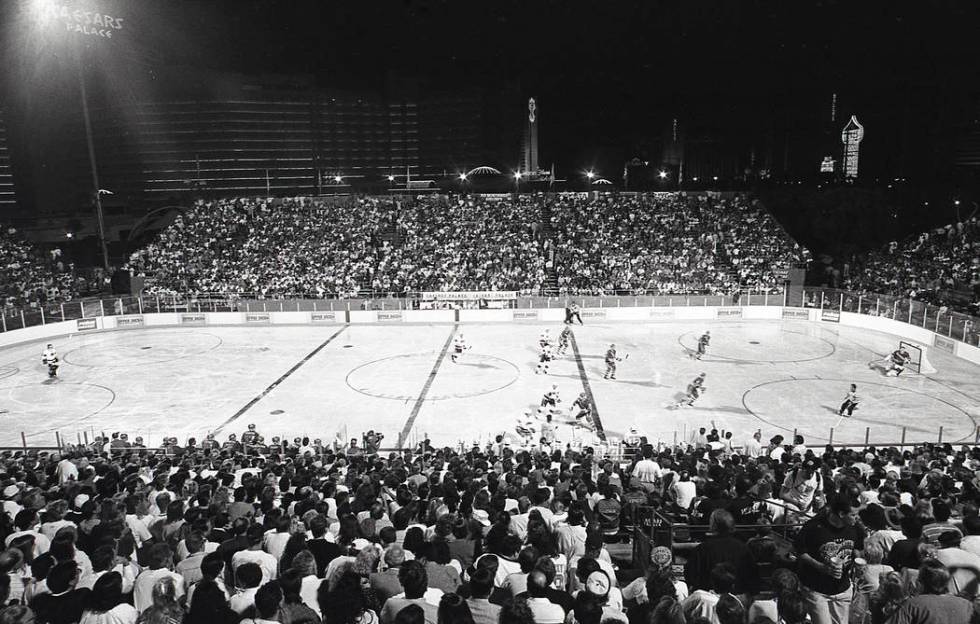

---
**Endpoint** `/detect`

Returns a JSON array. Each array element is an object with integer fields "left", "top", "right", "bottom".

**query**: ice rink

[{"left": 1, "top": 319, "right": 978, "bottom": 450}]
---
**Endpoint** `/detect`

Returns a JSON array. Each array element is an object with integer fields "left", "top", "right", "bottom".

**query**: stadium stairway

[{"left": 537, "top": 202, "right": 560, "bottom": 295}]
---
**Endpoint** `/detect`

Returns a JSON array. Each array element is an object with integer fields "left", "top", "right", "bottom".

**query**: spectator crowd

[
  {"left": 0, "top": 226, "right": 76, "bottom": 313},
  {"left": 129, "top": 193, "right": 805, "bottom": 298},
  {"left": 549, "top": 194, "right": 805, "bottom": 295},
  {"left": 0, "top": 424, "right": 979, "bottom": 624},
  {"left": 846, "top": 216, "right": 980, "bottom": 316}
]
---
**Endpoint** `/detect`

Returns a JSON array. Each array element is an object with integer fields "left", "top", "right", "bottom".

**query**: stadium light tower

[
  {"left": 31, "top": 0, "right": 125, "bottom": 271},
  {"left": 658, "top": 170, "right": 668, "bottom": 180}
]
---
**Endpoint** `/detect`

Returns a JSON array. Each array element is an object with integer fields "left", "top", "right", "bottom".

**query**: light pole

[{"left": 77, "top": 51, "right": 110, "bottom": 271}]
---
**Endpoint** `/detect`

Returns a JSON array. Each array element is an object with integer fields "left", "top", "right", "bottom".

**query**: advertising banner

[
  {"left": 716, "top": 307, "right": 743, "bottom": 319},
  {"left": 180, "top": 314, "right": 206, "bottom": 326},
  {"left": 648, "top": 308, "right": 676, "bottom": 319},
  {"left": 377, "top": 311, "right": 403, "bottom": 322},
  {"left": 311, "top": 312, "right": 339, "bottom": 323},
  {"left": 513, "top": 310, "right": 539, "bottom": 320},
  {"left": 580, "top": 309, "right": 607, "bottom": 319},
  {"left": 781, "top": 308, "right": 810, "bottom": 320},
  {"left": 76, "top": 318, "right": 98, "bottom": 331},
  {"left": 934, "top": 335, "right": 956, "bottom": 354},
  {"left": 821, "top": 309, "right": 841, "bottom": 323},
  {"left": 245, "top": 313, "right": 271, "bottom": 324},
  {"left": 421, "top": 291, "right": 517, "bottom": 301},
  {"left": 116, "top": 315, "right": 144, "bottom": 328}
]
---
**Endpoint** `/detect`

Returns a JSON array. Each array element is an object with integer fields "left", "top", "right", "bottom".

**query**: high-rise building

[{"left": 520, "top": 97, "right": 539, "bottom": 174}]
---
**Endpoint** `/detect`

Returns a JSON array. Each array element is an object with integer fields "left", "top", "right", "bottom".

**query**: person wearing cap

[
  {"left": 781, "top": 459, "right": 823, "bottom": 514},
  {"left": 933, "top": 530, "right": 980, "bottom": 598},
  {"left": 580, "top": 570, "right": 627, "bottom": 624},
  {"left": 622, "top": 546, "right": 689, "bottom": 606}
]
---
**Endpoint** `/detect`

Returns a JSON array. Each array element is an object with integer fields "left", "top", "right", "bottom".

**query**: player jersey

[
  {"left": 241, "top": 431, "right": 259, "bottom": 445},
  {"left": 699, "top": 334, "right": 710, "bottom": 347},
  {"left": 42, "top": 349, "right": 57, "bottom": 364},
  {"left": 573, "top": 396, "right": 591, "bottom": 412},
  {"left": 454, "top": 337, "right": 467, "bottom": 352},
  {"left": 891, "top": 350, "right": 909, "bottom": 364},
  {"left": 688, "top": 378, "right": 705, "bottom": 394},
  {"left": 843, "top": 390, "right": 859, "bottom": 403},
  {"left": 559, "top": 328, "right": 572, "bottom": 342},
  {"left": 605, "top": 348, "right": 617, "bottom": 363},
  {"left": 539, "top": 332, "right": 552, "bottom": 346}
]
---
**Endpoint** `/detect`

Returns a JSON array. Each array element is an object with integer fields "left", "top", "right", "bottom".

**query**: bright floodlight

[
  {"left": 586, "top": 171, "right": 595, "bottom": 179},
  {"left": 514, "top": 171, "right": 522, "bottom": 180},
  {"left": 713, "top": 176, "right": 719, "bottom": 181},
  {"left": 386, "top": 175, "right": 395, "bottom": 182},
  {"left": 692, "top": 177, "right": 699, "bottom": 181},
  {"left": 658, "top": 170, "right": 668, "bottom": 179},
  {"left": 333, "top": 175, "right": 342, "bottom": 183},
  {"left": 459, "top": 173, "right": 467, "bottom": 181},
  {"left": 955, "top": 200, "right": 961, "bottom": 205}
]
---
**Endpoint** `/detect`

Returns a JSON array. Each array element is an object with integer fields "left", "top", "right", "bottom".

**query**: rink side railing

[{"left": 3, "top": 287, "right": 977, "bottom": 346}]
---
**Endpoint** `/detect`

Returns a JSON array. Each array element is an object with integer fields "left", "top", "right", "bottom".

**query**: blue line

[
  {"left": 398, "top": 325, "right": 457, "bottom": 447},
  {"left": 568, "top": 329, "right": 606, "bottom": 440},
  {"left": 215, "top": 326, "right": 347, "bottom": 433}
]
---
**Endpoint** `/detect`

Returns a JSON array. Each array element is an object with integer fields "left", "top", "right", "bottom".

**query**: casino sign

[{"left": 39, "top": 4, "right": 125, "bottom": 39}]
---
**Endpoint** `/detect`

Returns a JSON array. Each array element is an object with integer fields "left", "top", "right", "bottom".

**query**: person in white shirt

[
  {"left": 79, "top": 572, "right": 139, "bottom": 624},
  {"left": 133, "top": 544, "right": 185, "bottom": 613},
  {"left": 6, "top": 509, "right": 51, "bottom": 556},
  {"left": 263, "top": 515, "right": 292, "bottom": 563},
  {"left": 669, "top": 471, "right": 697, "bottom": 512},
  {"left": 525, "top": 570, "right": 565, "bottom": 624},
  {"left": 631, "top": 448, "right": 662, "bottom": 494},
  {"left": 40, "top": 501, "right": 75, "bottom": 540},
  {"left": 743, "top": 431, "right": 764, "bottom": 458},
  {"left": 229, "top": 563, "right": 263, "bottom": 614},
  {"left": 232, "top": 525, "right": 279, "bottom": 583}
]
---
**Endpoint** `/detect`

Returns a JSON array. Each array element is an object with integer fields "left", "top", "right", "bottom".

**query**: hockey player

[
  {"left": 884, "top": 347, "right": 911, "bottom": 377},
  {"left": 541, "top": 383, "right": 561, "bottom": 408},
  {"left": 539, "top": 328, "right": 553, "bottom": 349},
  {"left": 451, "top": 332, "right": 469, "bottom": 363},
  {"left": 41, "top": 343, "right": 59, "bottom": 379},
  {"left": 515, "top": 411, "right": 537, "bottom": 446},
  {"left": 564, "top": 301, "right": 583, "bottom": 325},
  {"left": 535, "top": 343, "right": 554, "bottom": 374},
  {"left": 681, "top": 373, "right": 707, "bottom": 407},
  {"left": 839, "top": 383, "right": 860, "bottom": 417},
  {"left": 241, "top": 424, "right": 260, "bottom": 453},
  {"left": 556, "top": 326, "right": 572, "bottom": 356},
  {"left": 604, "top": 344, "right": 620, "bottom": 379},
  {"left": 570, "top": 392, "right": 595, "bottom": 429},
  {"left": 692, "top": 331, "right": 711, "bottom": 360}
]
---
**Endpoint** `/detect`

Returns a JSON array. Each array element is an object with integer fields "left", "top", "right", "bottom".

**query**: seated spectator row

[{"left": 0, "top": 425, "right": 978, "bottom": 624}]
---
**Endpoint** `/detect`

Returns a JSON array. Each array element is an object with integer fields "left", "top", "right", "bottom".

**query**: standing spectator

[
  {"left": 279, "top": 569, "right": 321, "bottom": 624},
  {"left": 229, "top": 563, "right": 263, "bottom": 615},
  {"left": 244, "top": 582, "right": 283, "bottom": 624},
  {"left": 522, "top": 571, "right": 563, "bottom": 624},
  {"left": 795, "top": 495, "right": 866, "bottom": 624},
  {"left": 136, "top": 577, "right": 183, "bottom": 624},
  {"left": 435, "top": 594, "right": 472, "bottom": 624},
  {"left": 232, "top": 526, "right": 278, "bottom": 584}
]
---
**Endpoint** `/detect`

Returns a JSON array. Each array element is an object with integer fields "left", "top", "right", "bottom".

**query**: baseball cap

[
  {"left": 650, "top": 546, "right": 672, "bottom": 569},
  {"left": 585, "top": 570, "right": 611, "bottom": 597}
]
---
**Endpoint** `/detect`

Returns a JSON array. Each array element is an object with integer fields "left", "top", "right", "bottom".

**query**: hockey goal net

[{"left": 899, "top": 341, "right": 937, "bottom": 374}]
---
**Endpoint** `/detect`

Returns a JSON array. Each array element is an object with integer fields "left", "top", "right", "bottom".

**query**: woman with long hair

[
  {"left": 183, "top": 581, "right": 238, "bottom": 624},
  {"left": 80, "top": 572, "right": 138, "bottom": 624}
]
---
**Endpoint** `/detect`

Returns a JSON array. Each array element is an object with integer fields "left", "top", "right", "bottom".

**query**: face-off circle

[
  {"left": 346, "top": 352, "right": 520, "bottom": 401},
  {"left": 63, "top": 332, "right": 223, "bottom": 367}
]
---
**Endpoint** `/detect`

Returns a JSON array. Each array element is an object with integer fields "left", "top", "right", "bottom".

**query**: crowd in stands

[
  {"left": 129, "top": 193, "right": 805, "bottom": 298},
  {"left": 128, "top": 196, "right": 545, "bottom": 297},
  {"left": 846, "top": 216, "right": 980, "bottom": 316},
  {"left": 550, "top": 194, "right": 806, "bottom": 295},
  {"left": 0, "top": 226, "right": 76, "bottom": 313},
  {"left": 1, "top": 424, "right": 980, "bottom": 624}
]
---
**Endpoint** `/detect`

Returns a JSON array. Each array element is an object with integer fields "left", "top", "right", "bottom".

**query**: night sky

[{"left": 2, "top": 0, "right": 980, "bottom": 186}]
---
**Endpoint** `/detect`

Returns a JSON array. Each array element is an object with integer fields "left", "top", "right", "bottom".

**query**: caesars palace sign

[{"left": 41, "top": 4, "right": 125, "bottom": 39}]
